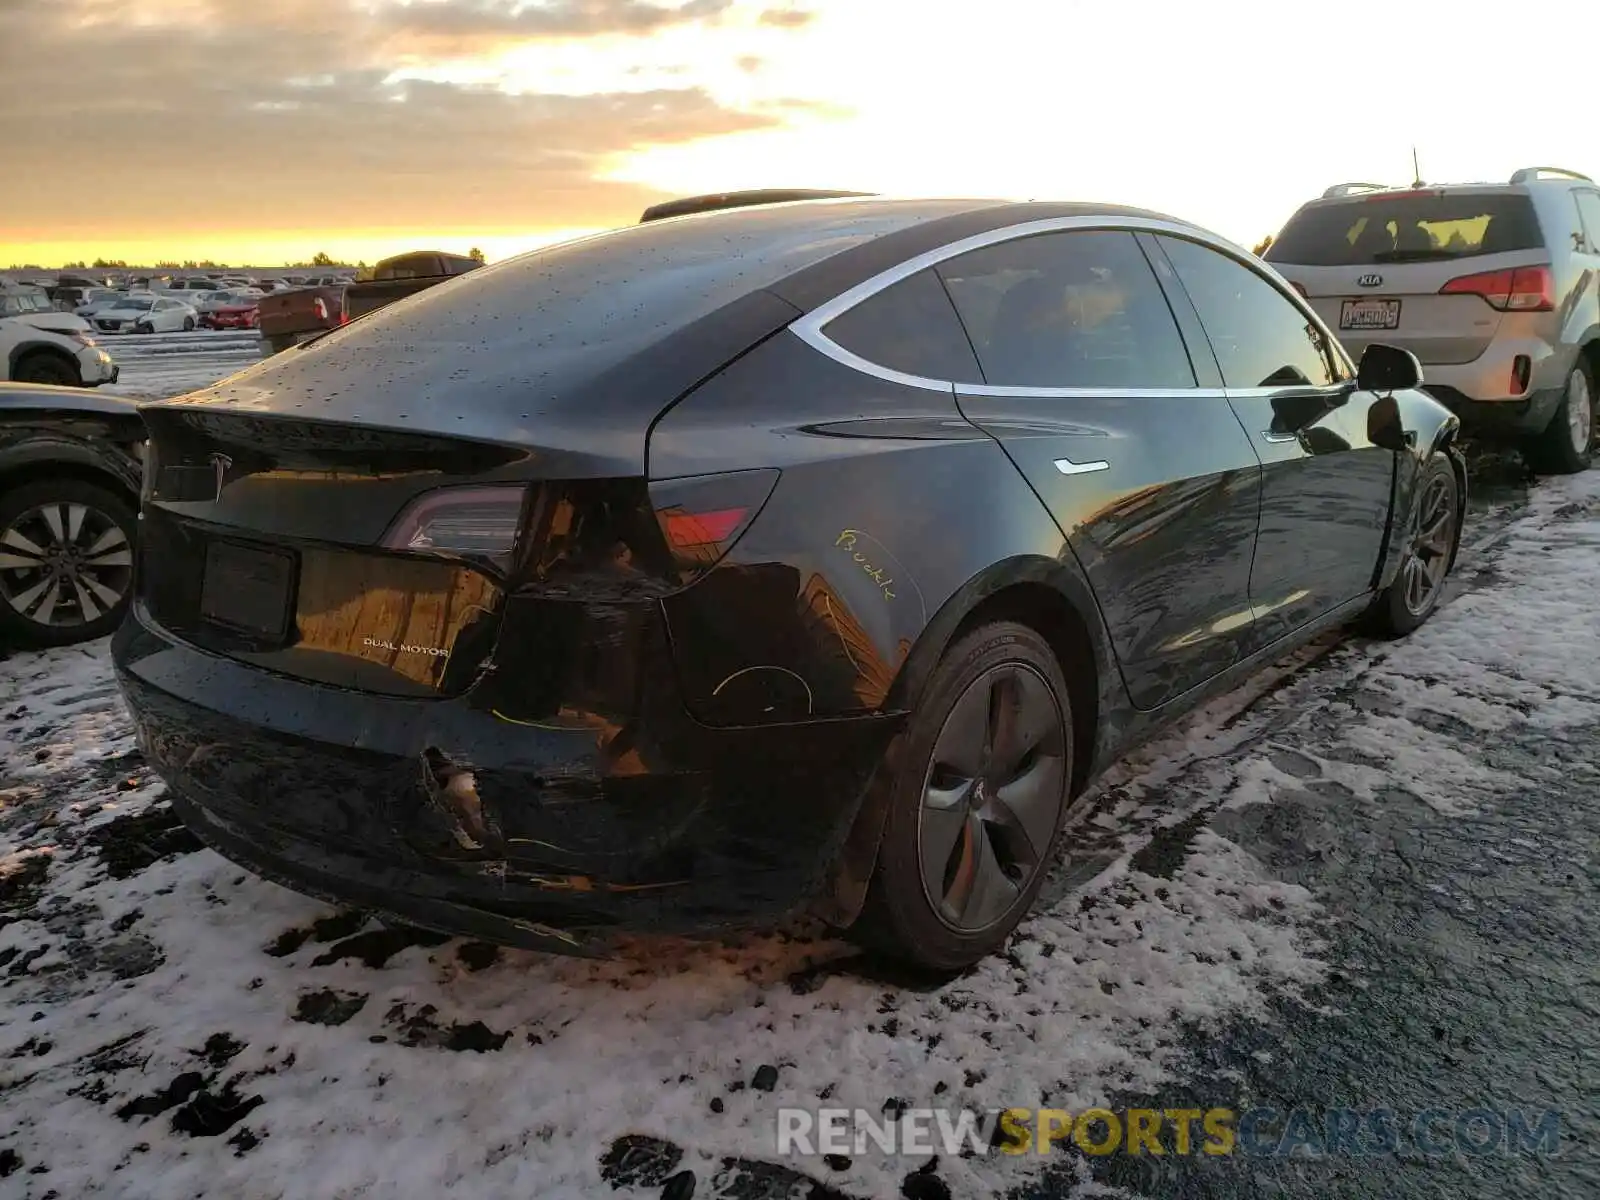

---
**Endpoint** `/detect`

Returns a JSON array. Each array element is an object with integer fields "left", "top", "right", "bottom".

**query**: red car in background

[{"left": 197, "top": 291, "right": 261, "bottom": 331}]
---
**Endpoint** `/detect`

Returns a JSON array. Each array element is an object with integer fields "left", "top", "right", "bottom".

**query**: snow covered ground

[
  {"left": 1, "top": 350, "right": 1597, "bottom": 1198},
  {"left": 100, "top": 329, "right": 264, "bottom": 400}
]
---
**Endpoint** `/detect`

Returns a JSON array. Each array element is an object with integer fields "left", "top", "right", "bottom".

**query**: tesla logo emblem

[
  {"left": 209, "top": 453, "right": 233, "bottom": 500},
  {"left": 1357, "top": 273, "right": 1384, "bottom": 288}
]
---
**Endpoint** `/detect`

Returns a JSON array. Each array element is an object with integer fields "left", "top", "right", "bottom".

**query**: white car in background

[
  {"left": 88, "top": 293, "right": 198, "bottom": 335},
  {"left": 0, "top": 284, "right": 118, "bottom": 386},
  {"left": 74, "top": 288, "right": 126, "bottom": 318}
]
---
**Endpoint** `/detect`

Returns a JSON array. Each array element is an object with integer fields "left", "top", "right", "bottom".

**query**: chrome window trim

[
  {"left": 1226, "top": 383, "right": 1355, "bottom": 400},
  {"left": 966, "top": 384, "right": 1228, "bottom": 399},
  {"left": 793, "top": 335, "right": 957, "bottom": 395},
  {"left": 790, "top": 214, "right": 1270, "bottom": 393}
]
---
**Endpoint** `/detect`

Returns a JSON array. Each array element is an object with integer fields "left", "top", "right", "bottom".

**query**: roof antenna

[{"left": 1411, "top": 146, "right": 1424, "bottom": 188}]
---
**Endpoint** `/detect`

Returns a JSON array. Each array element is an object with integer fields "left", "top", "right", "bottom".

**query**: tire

[
  {"left": 132, "top": 322, "right": 151, "bottom": 335},
  {"left": 0, "top": 479, "right": 138, "bottom": 647},
  {"left": 1525, "top": 358, "right": 1594, "bottom": 475},
  {"left": 182, "top": 316, "right": 196, "bottom": 332},
  {"left": 1367, "top": 454, "right": 1460, "bottom": 638},
  {"left": 851, "top": 621, "right": 1075, "bottom": 971},
  {"left": 12, "top": 352, "right": 80, "bottom": 387}
]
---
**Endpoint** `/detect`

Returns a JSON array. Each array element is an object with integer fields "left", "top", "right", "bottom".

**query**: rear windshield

[
  {"left": 1265, "top": 192, "right": 1543, "bottom": 266},
  {"left": 304, "top": 200, "right": 971, "bottom": 399}
]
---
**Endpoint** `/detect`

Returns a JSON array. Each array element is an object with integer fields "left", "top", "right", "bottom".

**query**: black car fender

[
  {"left": 1374, "top": 388, "right": 1466, "bottom": 592},
  {"left": 808, "top": 544, "right": 1125, "bottom": 929},
  {"left": 0, "top": 432, "right": 143, "bottom": 499},
  {"left": 671, "top": 435, "right": 1126, "bottom": 929},
  {"left": 662, "top": 430, "right": 1125, "bottom": 726}
]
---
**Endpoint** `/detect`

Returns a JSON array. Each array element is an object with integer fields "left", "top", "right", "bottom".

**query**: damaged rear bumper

[{"left": 112, "top": 603, "right": 903, "bottom": 953}]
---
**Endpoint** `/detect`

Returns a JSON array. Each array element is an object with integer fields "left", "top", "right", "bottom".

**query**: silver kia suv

[{"left": 1265, "top": 166, "right": 1600, "bottom": 473}]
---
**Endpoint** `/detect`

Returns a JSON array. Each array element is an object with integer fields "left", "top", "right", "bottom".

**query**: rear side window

[
  {"left": 1266, "top": 192, "right": 1543, "bottom": 266},
  {"left": 821, "top": 268, "right": 982, "bottom": 383},
  {"left": 1159, "top": 236, "right": 1340, "bottom": 390},
  {"left": 376, "top": 256, "right": 437, "bottom": 280},
  {"left": 936, "top": 230, "right": 1196, "bottom": 390}
]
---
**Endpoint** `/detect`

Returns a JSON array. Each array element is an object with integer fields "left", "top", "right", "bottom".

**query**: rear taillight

[
  {"left": 648, "top": 469, "right": 779, "bottom": 580},
  {"left": 1439, "top": 265, "right": 1553, "bottom": 312},
  {"left": 380, "top": 485, "right": 529, "bottom": 568}
]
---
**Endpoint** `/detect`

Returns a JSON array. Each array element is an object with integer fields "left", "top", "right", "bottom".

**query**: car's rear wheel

[
  {"left": 1367, "top": 454, "right": 1459, "bottom": 638},
  {"left": 0, "top": 479, "right": 137, "bottom": 647},
  {"left": 853, "top": 621, "right": 1073, "bottom": 971},
  {"left": 1527, "top": 359, "right": 1594, "bottom": 474},
  {"left": 182, "top": 316, "right": 196, "bottom": 332},
  {"left": 12, "top": 352, "right": 80, "bottom": 387}
]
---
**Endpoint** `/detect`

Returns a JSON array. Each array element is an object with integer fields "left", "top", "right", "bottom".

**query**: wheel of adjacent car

[
  {"left": 132, "top": 321, "right": 151, "bottom": 335},
  {"left": 0, "top": 479, "right": 138, "bottom": 647},
  {"left": 1527, "top": 358, "right": 1595, "bottom": 475},
  {"left": 182, "top": 316, "right": 196, "bottom": 332},
  {"left": 12, "top": 352, "right": 80, "bottom": 387},
  {"left": 1368, "top": 454, "right": 1460, "bottom": 638},
  {"left": 853, "top": 620, "right": 1074, "bottom": 971}
]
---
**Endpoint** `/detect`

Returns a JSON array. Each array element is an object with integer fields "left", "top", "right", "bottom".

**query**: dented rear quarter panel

[{"left": 648, "top": 331, "right": 1129, "bottom": 744}]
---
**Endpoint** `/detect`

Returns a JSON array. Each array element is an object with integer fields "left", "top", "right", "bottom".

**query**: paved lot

[{"left": 99, "top": 328, "right": 264, "bottom": 400}]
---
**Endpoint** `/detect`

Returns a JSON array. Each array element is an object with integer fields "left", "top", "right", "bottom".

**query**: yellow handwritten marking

[{"left": 835, "top": 529, "right": 896, "bottom": 600}]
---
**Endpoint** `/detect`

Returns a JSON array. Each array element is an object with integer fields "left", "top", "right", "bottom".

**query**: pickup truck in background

[
  {"left": 256, "top": 251, "right": 481, "bottom": 355},
  {"left": 256, "top": 283, "right": 347, "bottom": 355}
]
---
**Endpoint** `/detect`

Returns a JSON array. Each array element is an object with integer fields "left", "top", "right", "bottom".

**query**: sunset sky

[{"left": 5, "top": 0, "right": 1597, "bottom": 268}]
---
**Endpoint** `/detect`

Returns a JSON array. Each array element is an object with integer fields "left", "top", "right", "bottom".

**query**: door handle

[
  {"left": 1260, "top": 431, "right": 1299, "bottom": 444},
  {"left": 1054, "top": 456, "right": 1110, "bottom": 475}
]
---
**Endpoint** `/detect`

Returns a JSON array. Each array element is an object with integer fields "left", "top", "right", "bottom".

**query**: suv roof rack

[
  {"left": 1321, "top": 182, "right": 1391, "bottom": 199},
  {"left": 1509, "top": 166, "right": 1593, "bottom": 185},
  {"left": 638, "top": 189, "right": 874, "bottom": 223}
]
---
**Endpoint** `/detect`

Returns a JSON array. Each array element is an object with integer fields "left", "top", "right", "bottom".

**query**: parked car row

[{"left": 4, "top": 175, "right": 1594, "bottom": 973}]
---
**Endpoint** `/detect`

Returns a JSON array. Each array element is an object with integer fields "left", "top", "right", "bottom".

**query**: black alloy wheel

[
  {"left": 855, "top": 621, "right": 1075, "bottom": 971},
  {"left": 1369, "top": 454, "right": 1460, "bottom": 637}
]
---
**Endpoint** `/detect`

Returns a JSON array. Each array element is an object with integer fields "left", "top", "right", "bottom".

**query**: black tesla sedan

[{"left": 113, "top": 197, "right": 1465, "bottom": 969}]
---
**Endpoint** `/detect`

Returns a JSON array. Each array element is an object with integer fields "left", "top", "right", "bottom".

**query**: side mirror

[{"left": 1357, "top": 343, "right": 1423, "bottom": 392}]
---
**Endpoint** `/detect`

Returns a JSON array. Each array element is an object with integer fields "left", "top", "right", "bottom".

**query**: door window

[
  {"left": 936, "top": 230, "right": 1196, "bottom": 389},
  {"left": 1574, "top": 191, "right": 1600, "bottom": 253},
  {"left": 820, "top": 268, "right": 983, "bottom": 383},
  {"left": 1159, "top": 236, "right": 1341, "bottom": 389}
]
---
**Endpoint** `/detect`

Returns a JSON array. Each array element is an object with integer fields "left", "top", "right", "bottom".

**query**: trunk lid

[{"left": 137, "top": 409, "right": 528, "bottom": 699}]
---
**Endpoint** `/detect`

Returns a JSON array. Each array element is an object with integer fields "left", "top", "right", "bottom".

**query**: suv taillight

[{"left": 1439, "top": 265, "right": 1553, "bottom": 312}]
